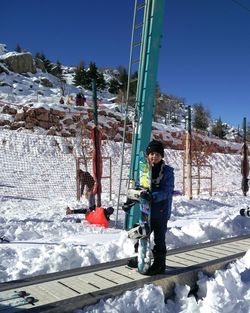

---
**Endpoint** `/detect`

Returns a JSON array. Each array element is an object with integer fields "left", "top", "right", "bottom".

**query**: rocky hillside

[
  {"left": 0, "top": 99, "right": 242, "bottom": 155},
  {"left": 0, "top": 43, "right": 245, "bottom": 155}
]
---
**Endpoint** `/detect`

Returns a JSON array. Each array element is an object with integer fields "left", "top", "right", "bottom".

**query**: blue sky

[{"left": 1, "top": 0, "right": 250, "bottom": 127}]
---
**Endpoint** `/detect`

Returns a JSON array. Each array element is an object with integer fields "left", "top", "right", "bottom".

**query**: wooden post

[
  {"left": 210, "top": 165, "right": 213, "bottom": 196},
  {"left": 186, "top": 106, "right": 192, "bottom": 199},
  {"left": 109, "top": 157, "right": 112, "bottom": 201},
  {"left": 182, "top": 156, "right": 185, "bottom": 195},
  {"left": 197, "top": 166, "right": 200, "bottom": 195},
  {"left": 76, "top": 158, "right": 80, "bottom": 200}
]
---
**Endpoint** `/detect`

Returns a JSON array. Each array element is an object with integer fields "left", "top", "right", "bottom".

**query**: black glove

[{"left": 140, "top": 190, "right": 152, "bottom": 202}]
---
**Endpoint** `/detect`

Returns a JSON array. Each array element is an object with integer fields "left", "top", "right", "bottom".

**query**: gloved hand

[{"left": 140, "top": 189, "right": 152, "bottom": 202}]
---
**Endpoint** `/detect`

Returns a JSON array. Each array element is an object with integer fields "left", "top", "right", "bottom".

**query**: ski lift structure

[
  {"left": 115, "top": 0, "right": 165, "bottom": 229},
  {"left": 241, "top": 117, "right": 249, "bottom": 196}
]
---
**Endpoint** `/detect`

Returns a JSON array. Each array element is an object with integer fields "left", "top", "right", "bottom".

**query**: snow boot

[
  {"left": 66, "top": 207, "right": 73, "bottom": 215},
  {"left": 89, "top": 205, "right": 96, "bottom": 212},
  {"left": 127, "top": 256, "right": 138, "bottom": 268},
  {"left": 127, "top": 242, "right": 139, "bottom": 268},
  {"left": 145, "top": 251, "right": 166, "bottom": 276},
  {"left": 0, "top": 236, "right": 10, "bottom": 243}
]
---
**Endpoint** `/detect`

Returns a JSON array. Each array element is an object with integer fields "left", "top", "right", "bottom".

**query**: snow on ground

[
  {"left": 0, "top": 44, "right": 249, "bottom": 311},
  {"left": 1, "top": 127, "right": 250, "bottom": 312}
]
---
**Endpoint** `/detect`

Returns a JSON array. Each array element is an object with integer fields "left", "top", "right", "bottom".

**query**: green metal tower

[
  {"left": 241, "top": 117, "right": 249, "bottom": 196},
  {"left": 125, "top": 0, "right": 165, "bottom": 229}
]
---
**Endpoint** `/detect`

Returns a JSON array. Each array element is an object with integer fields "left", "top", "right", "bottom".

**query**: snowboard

[{"left": 127, "top": 151, "right": 152, "bottom": 274}]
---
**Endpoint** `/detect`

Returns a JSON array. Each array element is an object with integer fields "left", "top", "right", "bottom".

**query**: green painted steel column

[
  {"left": 125, "top": 0, "right": 165, "bottom": 230},
  {"left": 241, "top": 117, "right": 249, "bottom": 196}
]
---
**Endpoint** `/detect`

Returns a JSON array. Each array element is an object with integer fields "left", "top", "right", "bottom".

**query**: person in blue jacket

[{"left": 126, "top": 139, "right": 175, "bottom": 275}]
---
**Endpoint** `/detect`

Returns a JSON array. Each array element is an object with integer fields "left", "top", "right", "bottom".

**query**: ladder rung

[
  {"left": 135, "top": 23, "right": 144, "bottom": 30},
  {"left": 132, "top": 59, "right": 140, "bottom": 64},
  {"left": 132, "top": 41, "right": 141, "bottom": 48},
  {"left": 136, "top": 3, "right": 145, "bottom": 11},
  {"left": 130, "top": 77, "right": 138, "bottom": 83}
]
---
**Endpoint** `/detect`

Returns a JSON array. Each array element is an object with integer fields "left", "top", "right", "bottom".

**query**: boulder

[
  {"left": 2, "top": 52, "right": 36, "bottom": 74},
  {"left": 2, "top": 105, "right": 17, "bottom": 115},
  {"left": 40, "top": 77, "right": 53, "bottom": 88}
]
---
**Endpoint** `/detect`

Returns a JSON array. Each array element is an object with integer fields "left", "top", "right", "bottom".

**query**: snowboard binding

[
  {"left": 127, "top": 187, "right": 147, "bottom": 201},
  {"left": 122, "top": 198, "right": 137, "bottom": 212},
  {"left": 240, "top": 206, "right": 250, "bottom": 217},
  {"left": 128, "top": 222, "right": 150, "bottom": 240}
]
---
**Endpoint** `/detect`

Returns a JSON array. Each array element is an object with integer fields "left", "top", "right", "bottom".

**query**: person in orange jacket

[
  {"left": 85, "top": 207, "right": 114, "bottom": 228},
  {"left": 66, "top": 206, "right": 114, "bottom": 228}
]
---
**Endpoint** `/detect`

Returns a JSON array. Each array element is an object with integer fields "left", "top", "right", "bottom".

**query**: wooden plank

[
  {"left": 166, "top": 259, "right": 183, "bottom": 268},
  {"left": 79, "top": 273, "right": 119, "bottom": 289},
  {"left": 220, "top": 243, "right": 245, "bottom": 253},
  {"left": 98, "top": 269, "right": 138, "bottom": 284},
  {"left": 190, "top": 250, "right": 218, "bottom": 262},
  {"left": 229, "top": 240, "right": 250, "bottom": 249},
  {"left": 119, "top": 266, "right": 146, "bottom": 279},
  {"left": 60, "top": 276, "right": 99, "bottom": 293},
  {"left": 207, "top": 245, "right": 237, "bottom": 256},
  {"left": 202, "top": 247, "right": 230, "bottom": 258},
  {"left": 167, "top": 254, "right": 198, "bottom": 266},
  {"left": 25, "top": 281, "right": 78, "bottom": 305}
]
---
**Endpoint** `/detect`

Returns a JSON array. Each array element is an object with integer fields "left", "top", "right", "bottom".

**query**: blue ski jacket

[{"left": 151, "top": 164, "right": 174, "bottom": 220}]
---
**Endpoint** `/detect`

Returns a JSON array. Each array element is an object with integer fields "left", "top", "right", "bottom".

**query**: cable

[{"left": 231, "top": 0, "right": 250, "bottom": 13}]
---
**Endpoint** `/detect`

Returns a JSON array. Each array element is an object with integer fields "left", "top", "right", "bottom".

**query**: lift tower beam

[{"left": 125, "top": 0, "right": 165, "bottom": 229}]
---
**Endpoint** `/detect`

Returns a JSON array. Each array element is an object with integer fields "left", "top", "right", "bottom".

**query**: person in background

[
  {"left": 78, "top": 170, "right": 96, "bottom": 210},
  {"left": 75, "top": 93, "right": 85, "bottom": 106},
  {"left": 66, "top": 206, "right": 114, "bottom": 228},
  {"left": 126, "top": 140, "right": 175, "bottom": 275},
  {"left": 82, "top": 95, "right": 86, "bottom": 105},
  {"left": 59, "top": 97, "right": 64, "bottom": 104}
]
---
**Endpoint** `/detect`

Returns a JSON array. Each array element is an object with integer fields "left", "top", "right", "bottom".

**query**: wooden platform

[{"left": 1, "top": 234, "right": 250, "bottom": 312}]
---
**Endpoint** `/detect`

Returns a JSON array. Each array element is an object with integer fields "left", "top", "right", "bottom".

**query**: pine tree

[
  {"left": 44, "top": 58, "right": 53, "bottom": 73},
  {"left": 35, "top": 52, "right": 52, "bottom": 73},
  {"left": 96, "top": 71, "right": 106, "bottom": 90},
  {"left": 108, "top": 78, "right": 120, "bottom": 94},
  {"left": 211, "top": 117, "right": 227, "bottom": 139},
  {"left": 15, "top": 44, "right": 22, "bottom": 53},
  {"left": 35, "top": 52, "right": 45, "bottom": 60},
  {"left": 73, "top": 61, "right": 87, "bottom": 87},
  {"left": 130, "top": 71, "right": 138, "bottom": 97},
  {"left": 193, "top": 103, "right": 210, "bottom": 131},
  {"left": 113, "top": 65, "right": 139, "bottom": 105},
  {"left": 88, "top": 62, "right": 98, "bottom": 80},
  {"left": 246, "top": 122, "right": 250, "bottom": 141},
  {"left": 84, "top": 62, "right": 106, "bottom": 90},
  {"left": 117, "top": 66, "right": 128, "bottom": 92},
  {"left": 51, "top": 61, "right": 63, "bottom": 80},
  {"left": 154, "top": 84, "right": 165, "bottom": 121}
]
